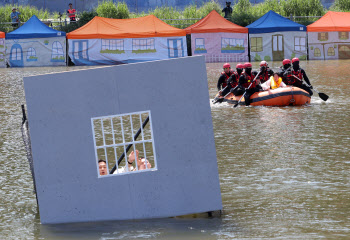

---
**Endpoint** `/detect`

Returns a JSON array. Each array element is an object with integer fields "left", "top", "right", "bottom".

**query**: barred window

[{"left": 92, "top": 111, "right": 157, "bottom": 177}]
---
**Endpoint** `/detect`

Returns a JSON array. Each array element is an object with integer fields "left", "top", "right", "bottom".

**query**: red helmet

[
  {"left": 223, "top": 63, "right": 231, "bottom": 69},
  {"left": 282, "top": 59, "right": 291, "bottom": 66},
  {"left": 259, "top": 61, "right": 267, "bottom": 67},
  {"left": 244, "top": 62, "right": 252, "bottom": 68},
  {"left": 292, "top": 57, "right": 299, "bottom": 63},
  {"left": 236, "top": 63, "right": 244, "bottom": 69}
]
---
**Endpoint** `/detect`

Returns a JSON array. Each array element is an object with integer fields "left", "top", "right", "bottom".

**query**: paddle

[
  {"left": 292, "top": 75, "right": 329, "bottom": 101},
  {"left": 213, "top": 85, "right": 239, "bottom": 104},
  {"left": 213, "top": 86, "right": 228, "bottom": 104},
  {"left": 109, "top": 116, "right": 149, "bottom": 174},
  {"left": 233, "top": 71, "right": 261, "bottom": 108}
]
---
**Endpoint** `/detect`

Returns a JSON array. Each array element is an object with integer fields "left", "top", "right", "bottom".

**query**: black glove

[{"left": 309, "top": 85, "right": 313, "bottom": 89}]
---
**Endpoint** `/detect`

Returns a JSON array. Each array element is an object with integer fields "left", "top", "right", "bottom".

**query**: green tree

[
  {"left": 230, "top": 0, "right": 259, "bottom": 26},
  {"left": 198, "top": 0, "right": 222, "bottom": 17},
  {"left": 330, "top": 0, "right": 350, "bottom": 11},
  {"left": 282, "top": 0, "right": 324, "bottom": 17},
  {"left": 96, "top": 1, "right": 117, "bottom": 18},
  {"left": 96, "top": 1, "right": 129, "bottom": 19}
]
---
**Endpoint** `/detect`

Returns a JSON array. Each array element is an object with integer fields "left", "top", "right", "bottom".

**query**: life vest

[
  {"left": 241, "top": 72, "right": 256, "bottom": 89},
  {"left": 280, "top": 67, "right": 294, "bottom": 85},
  {"left": 291, "top": 69, "right": 303, "bottom": 86},
  {"left": 270, "top": 76, "right": 283, "bottom": 89},
  {"left": 221, "top": 70, "right": 234, "bottom": 88},
  {"left": 258, "top": 70, "right": 270, "bottom": 83},
  {"left": 228, "top": 72, "right": 239, "bottom": 88},
  {"left": 68, "top": 9, "right": 76, "bottom": 21}
]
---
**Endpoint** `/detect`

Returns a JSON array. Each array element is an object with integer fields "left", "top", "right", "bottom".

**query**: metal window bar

[
  {"left": 110, "top": 117, "right": 119, "bottom": 173},
  {"left": 91, "top": 119, "right": 100, "bottom": 176},
  {"left": 101, "top": 119, "right": 110, "bottom": 174},
  {"left": 129, "top": 114, "right": 138, "bottom": 171},
  {"left": 120, "top": 115, "right": 129, "bottom": 171},
  {"left": 139, "top": 114, "right": 148, "bottom": 170},
  {"left": 148, "top": 111, "right": 156, "bottom": 169},
  {"left": 92, "top": 111, "right": 155, "bottom": 175}
]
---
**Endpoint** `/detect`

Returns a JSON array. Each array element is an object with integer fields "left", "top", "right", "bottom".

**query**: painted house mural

[
  {"left": 185, "top": 10, "right": 248, "bottom": 63},
  {"left": 5, "top": 15, "right": 66, "bottom": 67},
  {"left": 247, "top": 10, "right": 307, "bottom": 62},
  {"left": 67, "top": 15, "right": 187, "bottom": 66},
  {"left": 6, "top": 15, "right": 66, "bottom": 67},
  {"left": 307, "top": 11, "right": 350, "bottom": 60}
]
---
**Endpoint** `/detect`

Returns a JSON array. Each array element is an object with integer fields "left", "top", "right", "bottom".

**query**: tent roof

[
  {"left": 307, "top": 11, "right": 350, "bottom": 32},
  {"left": 247, "top": 10, "right": 306, "bottom": 34},
  {"left": 6, "top": 15, "right": 66, "bottom": 39},
  {"left": 67, "top": 15, "right": 186, "bottom": 39},
  {"left": 185, "top": 10, "right": 247, "bottom": 34},
  {"left": 0, "top": 32, "right": 4, "bottom": 38}
]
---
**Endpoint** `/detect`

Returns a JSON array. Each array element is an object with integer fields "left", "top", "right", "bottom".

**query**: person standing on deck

[
  {"left": 10, "top": 7, "right": 20, "bottom": 28},
  {"left": 67, "top": 3, "right": 76, "bottom": 23},
  {"left": 222, "top": 2, "right": 233, "bottom": 18}
]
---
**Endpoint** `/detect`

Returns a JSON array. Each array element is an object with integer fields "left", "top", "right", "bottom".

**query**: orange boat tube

[{"left": 214, "top": 86, "right": 311, "bottom": 106}]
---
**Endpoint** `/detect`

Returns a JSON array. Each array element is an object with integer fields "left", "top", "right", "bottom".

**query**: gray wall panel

[{"left": 24, "top": 56, "right": 222, "bottom": 224}]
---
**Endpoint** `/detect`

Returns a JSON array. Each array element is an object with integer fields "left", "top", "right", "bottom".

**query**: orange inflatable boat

[{"left": 213, "top": 86, "right": 311, "bottom": 106}]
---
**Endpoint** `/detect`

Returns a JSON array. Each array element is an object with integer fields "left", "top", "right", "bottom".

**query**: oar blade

[
  {"left": 233, "top": 102, "right": 239, "bottom": 108},
  {"left": 318, "top": 92, "right": 329, "bottom": 101},
  {"left": 213, "top": 97, "right": 224, "bottom": 104}
]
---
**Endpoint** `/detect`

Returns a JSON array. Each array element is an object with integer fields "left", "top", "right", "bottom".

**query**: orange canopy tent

[
  {"left": 185, "top": 10, "right": 247, "bottom": 34},
  {"left": 0, "top": 32, "right": 5, "bottom": 38},
  {"left": 67, "top": 15, "right": 186, "bottom": 39},
  {"left": 307, "top": 11, "right": 350, "bottom": 32},
  {"left": 184, "top": 10, "right": 248, "bottom": 63},
  {"left": 67, "top": 15, "right": 187, "bottom": 66}
]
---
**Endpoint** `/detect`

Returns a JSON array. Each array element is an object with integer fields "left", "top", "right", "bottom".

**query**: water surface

[{"left": 0, "top": 61, "right": 349, "bottom": 239}]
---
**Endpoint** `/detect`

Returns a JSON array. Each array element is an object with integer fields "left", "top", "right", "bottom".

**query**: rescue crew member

[
  {"left": 220, "top": 63, "right": 243, "bottom": 97},
  {"left": 258, "top": 61, "right": 274, "bottom": 84},
  {"left": 67, "top": 3, "right": 76, "bottom": 23},
  {"left": 237, "top": 62, "right": 261, "bottom": 106},
  {"left": 279, "top": 59, "right": 293, "bottom": 84},
  {"left": 291, "top": 57, "right": 313, "bottom": 96},
  {"left": 217, "top": 63, "right": 234, "bottom": 91},
  {"left": 261, "top": 72, "right": 287, "bottom": 90}
]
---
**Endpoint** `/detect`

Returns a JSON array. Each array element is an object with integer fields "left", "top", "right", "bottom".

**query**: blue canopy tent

[
  {"left": 247, "top": 10, "right": 307, "bottom": 62},
  {"left": 6, "top": 15, "right": 66, "bottom": 67}
]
